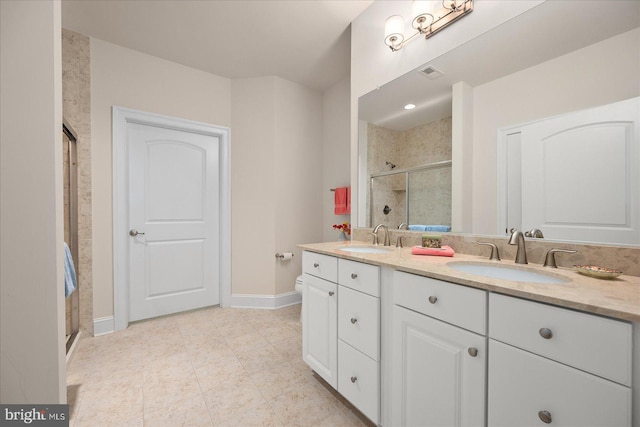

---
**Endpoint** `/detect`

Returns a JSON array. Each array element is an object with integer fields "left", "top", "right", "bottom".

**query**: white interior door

[
  {"left": 519, "top": 97, "right": 639, "bottom": 244},
  {"left": 128, "top": 122, "right": 220, "bottom": 322}
]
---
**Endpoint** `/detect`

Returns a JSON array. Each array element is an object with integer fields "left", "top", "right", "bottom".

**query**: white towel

[{"left": 64, "top": 242, "right": 77, "bottom": 298}]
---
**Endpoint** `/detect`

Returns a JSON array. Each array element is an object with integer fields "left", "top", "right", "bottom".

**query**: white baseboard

[
  {"left": 93, "top": 316, "right": 115, "bottom": 336},
  {"left": 231, "top": 291, "right": 301, "bottom": 309}
]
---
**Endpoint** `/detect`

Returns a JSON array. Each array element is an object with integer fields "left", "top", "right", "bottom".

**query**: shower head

[{"left": 386, "top": 161, "right": 396, "bottom": 169}]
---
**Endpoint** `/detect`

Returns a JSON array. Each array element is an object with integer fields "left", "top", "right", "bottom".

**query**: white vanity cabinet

[
  {"left": 302, "top": 251, "right": 338, "bottom": 388},
  {"left": 391, "top": 271, "right": 487, "bottom": 427},
  {"left": 488, "top": 293, "right": 633, "bottom": 427},
  {"left": 302, "top": 252, "right": 381, "bottom": 424},
  {"left": 337, "top": 258, "right": 381, "bottom": 424}
]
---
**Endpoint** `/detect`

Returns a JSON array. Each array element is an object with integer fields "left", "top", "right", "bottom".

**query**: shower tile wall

[
  {"left": 367, "top": 116, "right": 452, "bottom": 228},
  {"left": 63, "top": 29, "right": 93, "bottom": 335}
]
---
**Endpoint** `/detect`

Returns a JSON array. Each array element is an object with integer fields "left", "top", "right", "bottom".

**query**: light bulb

[
  {"left": 384, "top": 15, "right": 405, "bottom": 49},
  {"left": 412, "top": 1, "right": 435, "bottom": 31}
]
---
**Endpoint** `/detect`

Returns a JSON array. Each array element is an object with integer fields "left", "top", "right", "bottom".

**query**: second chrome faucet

[
  {"left": 372, "top": 224, "right": 390, "bottom": 246},
  {"left": 508, "top": 229, "right": 528, "bottom": 264}
]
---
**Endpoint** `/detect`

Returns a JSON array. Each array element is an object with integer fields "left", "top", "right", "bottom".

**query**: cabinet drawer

[
  {"left": 302, "top": 251, "right": 338, "bottom": 282},
  {"left": 338, "top": 259, "right": 380, "bottom": 297},
  {"left": 394, "top": 271, "right": 487, "bottom": 335},
  {"left": 488, "top": 340, "right": 631, "bottom": 427},
  {"left": 338, "top": 286, "right": 380, "bottom": 360},
  {"left": 338, "top": 340, "right": 380, "bottom": 425},
  {"left": 489, "top": 293, "right": 632, "bottom": 386}
]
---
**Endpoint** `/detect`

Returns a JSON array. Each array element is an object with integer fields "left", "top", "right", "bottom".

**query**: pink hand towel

[
  {"left": 411, "top": 245, "right": 455, "bottom": 257},
  {"left": 334, "top": 187, "right": 349, "bottom": 215}
]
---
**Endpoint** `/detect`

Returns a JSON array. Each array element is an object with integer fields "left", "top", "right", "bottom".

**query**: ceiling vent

[{"left": 419, "top": 65, "right": 444, "bottom": 80}]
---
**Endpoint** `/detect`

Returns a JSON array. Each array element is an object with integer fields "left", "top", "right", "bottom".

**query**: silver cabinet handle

[
  {"left": 538, "top": 410, "right": 552, "bottom": 424},
  {"left": 539, "top": 328, "right": 553, "bottom": 339},
  {"left": 351, "top": 273, "right": 358, "bottom": 279},
  {"left": 350, "top": 317, "right": 358, "bottom": 324},
  {"left": 350, "top": 376, "right": 357, "bottom": 383},
  {"left": 468, "top": 347, "right": 478, "bottom": 357},
  {"left": 428, "top": 296, "right": 438, "bottom": 304},
  {"left": 328, "top": 291, "right": 334, "bottom": 296},
  {"left": 313, "top": 262, "right": 319, "bottom": 268},
  {"left": 129, "top": 229, "right": 145, "bottom": 236}
]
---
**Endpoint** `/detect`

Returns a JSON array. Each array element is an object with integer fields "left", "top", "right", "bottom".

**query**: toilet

[{"left": 295, "top": 275, "right": 303, "bottom": 322}]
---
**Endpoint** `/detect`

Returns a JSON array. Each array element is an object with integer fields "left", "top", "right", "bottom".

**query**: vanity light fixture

[{"left": 384, "top": 0, "right": 474, "bottom": 52}]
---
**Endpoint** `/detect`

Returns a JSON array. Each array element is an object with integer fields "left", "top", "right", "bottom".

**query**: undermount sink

[
  {"left": 337, "top": 245, "right": 394, "bottom": 254},
  {"left": 448, "top": 262, "right": 570, "bottom": 284}
]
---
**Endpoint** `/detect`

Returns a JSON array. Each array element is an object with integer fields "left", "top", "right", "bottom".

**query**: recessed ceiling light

[{"left": 404, "top": 103, "right": 416, "bottom": 110}]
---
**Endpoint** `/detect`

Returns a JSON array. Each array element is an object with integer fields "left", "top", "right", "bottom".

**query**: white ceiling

[{"left": 61, "top": 0, "right": 373, "bottom": 92}]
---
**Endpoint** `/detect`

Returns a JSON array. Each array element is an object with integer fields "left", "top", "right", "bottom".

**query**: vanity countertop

[{"left": 299, "top": 241, "right": 640, "bottom": 323}]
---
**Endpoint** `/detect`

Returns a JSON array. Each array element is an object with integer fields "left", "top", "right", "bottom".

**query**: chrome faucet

[
  {"left": 398, "top": 223, "right": 409, "bottom": 230},
  {"left": 372, "top": 224, "right": 390, "bottom": 246},
  {"left": 508, "top": 229, "right": 528, "bottom": 264},
  {"left": 525, "top": 228, "right": 544, "bottom": 238}
]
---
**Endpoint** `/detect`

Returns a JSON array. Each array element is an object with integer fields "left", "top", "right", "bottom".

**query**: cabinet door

[
  {"left": 392, "top": 306, "right": 486, "bottom": 427},
  {"left": 488, "top": 339, "right": 631, "bottom": 427},
  {"left": 302, "top": 273, "right": 337, "bottom": 388}
]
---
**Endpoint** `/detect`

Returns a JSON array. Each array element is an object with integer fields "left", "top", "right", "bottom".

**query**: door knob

[{"left": 129, "top": 229, "right": 145, "bottom": 237}]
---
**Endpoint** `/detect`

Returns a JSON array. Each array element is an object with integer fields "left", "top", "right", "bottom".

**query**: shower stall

[
  {"left": 63, "top": 120, "right": 79, "bottom": 352},
  {"left": 369, "top": 160, "right": 452, "bottom": 228}
]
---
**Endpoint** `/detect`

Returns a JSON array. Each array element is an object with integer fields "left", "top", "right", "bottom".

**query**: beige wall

[
  {"left": 231, "top": 76, "right": 324, "bottom": 296},
  {"left": 471, "top": 28, "right": 640, "bottom": 235},
  {"left": 322, "top": 77, "right": 352, "bottom": 242},
  {"left": 62, "top": 29, "right": 93, "bottom": 335},
  {"left": 274, "top": 78, "right": 323, "bottom": 294},
  {"left": 231, "top": 77, "right": 278, "bottom": 296},
  {"left": 1, "top": 0, "right": 66, "bottom": 403},
  {"left": 91, "top": 39, "right": 232, "bottom": 318}
]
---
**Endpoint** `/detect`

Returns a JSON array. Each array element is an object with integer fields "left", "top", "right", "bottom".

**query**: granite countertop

[{"left": 299, "top": 241, "right": 640, "bottom": 323}]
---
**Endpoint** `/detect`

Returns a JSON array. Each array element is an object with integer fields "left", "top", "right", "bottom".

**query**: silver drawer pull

[
  {"left": 350, "top": 376, "right": 357, "bottom": 383},
  {"left": 539, "top": 328, "right": 553, "bottom": 339},
  {"left": 350, "top": 317, "right": 358, "bottom": 324},
  {"left": 538, "top": 410, "right": 552, "bottom": 424},
  {"left": 428, "top": 296, "right": 438, "bottom": 304},
  {"left": 313, "top": 262, "right": 319, "bottom": 268},
  {"left": 468, "top": 347, "right": 478, "bottom": 357},
  {"left": 328, "top": 291, "right": 334, "bottom": 296},
  {"left": 351, "top": 273, "right": 358, "bottom": 279}
]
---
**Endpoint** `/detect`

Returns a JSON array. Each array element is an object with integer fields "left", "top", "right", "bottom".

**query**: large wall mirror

[{"left": 357, "top": 0, "right": 640, "bottom": 246}]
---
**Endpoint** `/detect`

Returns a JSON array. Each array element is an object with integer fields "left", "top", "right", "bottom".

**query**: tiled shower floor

[{"left": 67, "top": 304, "right": 372, "bottom": 426}]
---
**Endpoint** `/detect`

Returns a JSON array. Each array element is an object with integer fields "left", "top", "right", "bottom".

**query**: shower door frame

[{"left": 63, "top": 119, "right": 80, "bottom": 352}]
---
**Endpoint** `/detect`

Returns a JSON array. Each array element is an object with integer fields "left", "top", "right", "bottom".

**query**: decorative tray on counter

[{"left": 573, "top": 265, "right": 623, "bottom": 280}]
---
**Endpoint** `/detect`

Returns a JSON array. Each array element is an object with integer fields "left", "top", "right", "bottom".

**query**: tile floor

[{"left": 67, "top": 304, "right": 373, "bottom": 427}]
